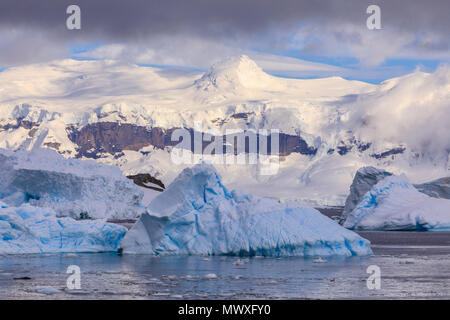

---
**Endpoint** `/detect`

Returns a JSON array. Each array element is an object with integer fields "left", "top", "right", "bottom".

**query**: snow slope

[
  {"left": 0, "top": 56, "right": 448, "bottom": 206},
  {"left": 0, "top": 201, "right": 126, "bottom": 254},
  {"left": 119, "top": 163, "right": 372, "bottom": 257},
  {"left": 0, "top": 148, "right": 144, "bottom": 219},
  {"left": 343, "top": 174, "right": 450, "bottom": 231}
]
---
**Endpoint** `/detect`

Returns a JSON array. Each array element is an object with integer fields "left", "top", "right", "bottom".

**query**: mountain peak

[{"left": 194, "top": 55, "right": 274, "bottom": 91}]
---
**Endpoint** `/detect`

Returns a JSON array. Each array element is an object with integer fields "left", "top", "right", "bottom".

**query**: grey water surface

[{"left": 1, "top": 231, "right": 450, "bottom": 300}]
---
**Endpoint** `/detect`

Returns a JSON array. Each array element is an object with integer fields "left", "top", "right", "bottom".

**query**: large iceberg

[
  {"left": 0, "top": 201, "right": 127, "bottom": 254},
  {"left": 343, "top": 174, "right": 450, "bottom": 231},
  {"left": 341, "top": 167, "right": 392, "bottom": 223},
  {"left": 119, "top": 164, "right": 371, "bottom": 257},
  {"left": 0, "top": 148, "right": 144, "bottom": 219}
]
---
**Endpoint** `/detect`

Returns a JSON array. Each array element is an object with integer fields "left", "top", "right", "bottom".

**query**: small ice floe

[
  {"left": 204, "top": 273, "right": 218, "bottom": 280},
  {"left": 166, "top": 275, "right": 177, "bottom": 280},
  {"left": 234, "top": 275, "right": 244, "bottom": 280},
  {"left": 170, "top": 294, "right": 183, "bottom": 299},
  {"left": 266, "top": 280, "right": 279, "bottom": 284},
  {"left": 184, "top": 275, "right": 199, "bottom": 281},
  {"left": 34, "top": 286, "right": 62, "bottom": 295},
  {"left": 63, "top": 253, "right": 78, "bottom": 258},
  {"left": 202, "top": 258, "right": 210, "bottom": 261},
  {"left": 233, "top": 259, "right": 244, "bottom": 266},
  {"left": 313, "top": 257, "right": 327, "bottom": 263},
  {"left": 152, "top": 292, "right": 171, "bottom": 296}
]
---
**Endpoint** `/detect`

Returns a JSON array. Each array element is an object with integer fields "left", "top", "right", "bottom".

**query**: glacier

[
  {"left": 0, "top": 148, "right": 144, "bottom": 219},
  {"left": 343, "top": 174, "right": 450, "bottom": 231},
  {"left": 119, "top": 163, "right": 372, "bottom": 257},
  {"left": 0, "top": 201, "right": 127, "bottom": 254}
]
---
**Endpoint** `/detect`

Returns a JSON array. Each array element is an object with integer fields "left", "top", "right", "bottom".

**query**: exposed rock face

[
  {"left": 0, "top": 117, "right": 38, "bottom": 131},
  {"left": 341, "top": 166, "right": 393, "bottom": 223},
  {"left": 371, "top": 147, "right": 405, "bottom": 159},
  {"left": 67, "top": 123, "right": 177, "bottom": 158},
  {"left": 67, "top": 122, "right": 317, "bottom": 158},
  {"left": 127, "top": 173, "right": 165, "bottom": 192},
  {"left": 414, "top": 177, "right": 450, "bottom": 200}
]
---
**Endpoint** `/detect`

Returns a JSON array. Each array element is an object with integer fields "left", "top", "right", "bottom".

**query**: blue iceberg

[
  {"left": 120, "top": 164, "right": 372, "bottom": 257},
  {"left": 343, "top": 174, "right": 450, "bottom": 231}
]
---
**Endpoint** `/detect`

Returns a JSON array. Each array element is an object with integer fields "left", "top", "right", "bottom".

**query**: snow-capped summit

[{"left": 194, "top": 55, "right": 279, "bottom": 93}]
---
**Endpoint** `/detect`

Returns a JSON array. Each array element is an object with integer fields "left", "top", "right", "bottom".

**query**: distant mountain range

[{"left": 0, "top": 55, "right": 448, "bottom": 206}]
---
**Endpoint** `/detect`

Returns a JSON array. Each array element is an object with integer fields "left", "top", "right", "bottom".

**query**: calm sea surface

[{"left": 1, "top": 231, "right": 450, "bottom": 299}]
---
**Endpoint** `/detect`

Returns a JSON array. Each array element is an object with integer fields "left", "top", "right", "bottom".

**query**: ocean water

[{"left": 1, "top": 232, "right": 450, "bottom": 300}]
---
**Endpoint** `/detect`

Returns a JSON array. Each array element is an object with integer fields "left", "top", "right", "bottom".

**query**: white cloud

[{"left": 346, "top": 65, "right": 450, "bottom": 158}]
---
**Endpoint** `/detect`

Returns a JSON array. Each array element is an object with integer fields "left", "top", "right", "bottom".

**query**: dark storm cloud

[
  {"left": 0, "top": 0, "right": 448, "bottom": 68},
  {"left": 0, "top": 0, "right": 448, "bottom": 42}
]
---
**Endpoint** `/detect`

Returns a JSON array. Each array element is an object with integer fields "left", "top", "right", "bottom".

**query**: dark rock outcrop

[
  {"left": 371, "top": 147, "right": 405, "bottom": 159},
  {"left": 127, "top": 174, "right": 165, "bottom": 192},
  {"left": 67, "top": 122, "right": 317, "bottom": 159}
]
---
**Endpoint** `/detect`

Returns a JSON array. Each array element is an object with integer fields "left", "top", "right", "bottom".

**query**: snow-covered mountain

[{"left": 0, "top": 55, "right": 449, "bottom": 206}]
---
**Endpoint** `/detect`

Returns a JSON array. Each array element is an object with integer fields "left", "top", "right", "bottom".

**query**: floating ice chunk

[
  {"left": 343, "top": 174, "right": 450, "bottom": 231},
  {"left": 120, "top": 163, "right": 372, "bottom": 257},
  {"left": 313, "top": 257, "right": 327, "bottom": 263},
  {"left": 34, "top": 287, "right": 62, "bottom": 295}
]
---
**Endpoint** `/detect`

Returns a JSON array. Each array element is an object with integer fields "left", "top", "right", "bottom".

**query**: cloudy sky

[{"left": 0, "top": 0, "right": 448, "bottom": 82}]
